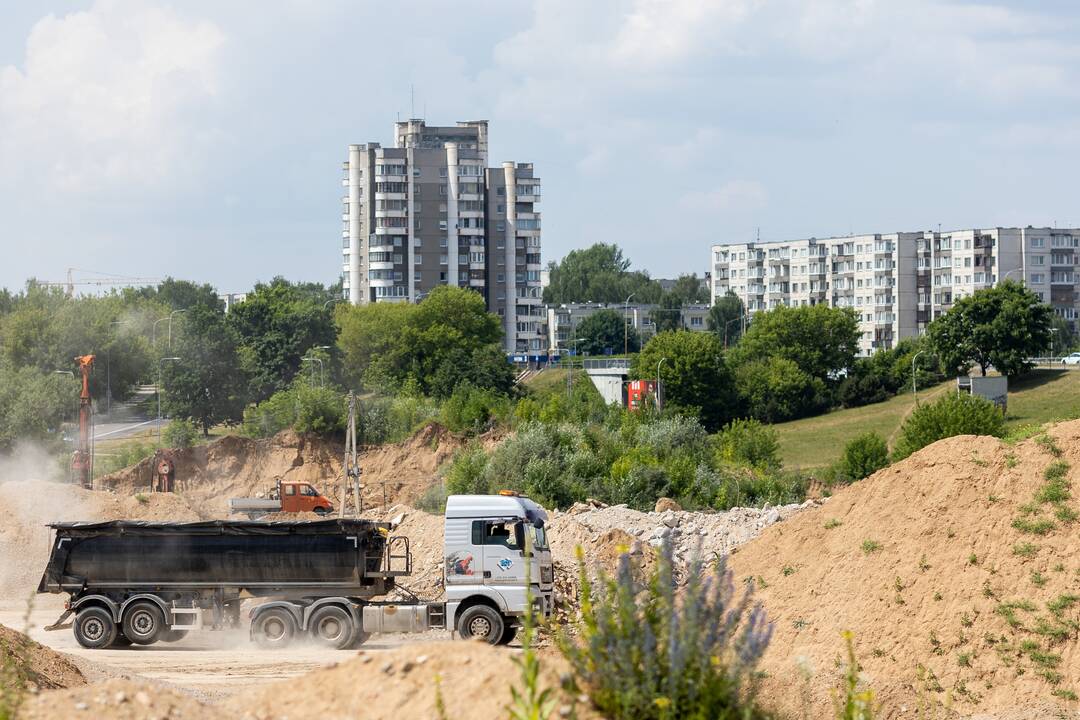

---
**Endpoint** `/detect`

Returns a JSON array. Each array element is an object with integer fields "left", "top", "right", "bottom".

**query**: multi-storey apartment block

[
  {"left": 712, "top": 227, "right": 1079, "bottom": 356},
  {"left": 341, "top": 120, "right": 544, "bottom": 354}
]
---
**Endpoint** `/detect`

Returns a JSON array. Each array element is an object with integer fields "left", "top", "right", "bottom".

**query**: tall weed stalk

[{"left": 558, "top": 542, "right": 774, "bottom": 720}]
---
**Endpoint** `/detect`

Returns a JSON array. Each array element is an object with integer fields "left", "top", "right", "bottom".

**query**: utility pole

[
  {"left": 340, "top": 391, "right": 363, "bottom": 517},
  {"left": 623, "top": 294, "right": 635, "bottom": 355}
]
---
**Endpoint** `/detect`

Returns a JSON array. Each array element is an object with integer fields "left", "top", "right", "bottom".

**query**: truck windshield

[{"left": 529, "top": 524, "right": 549, "bottom": 550}]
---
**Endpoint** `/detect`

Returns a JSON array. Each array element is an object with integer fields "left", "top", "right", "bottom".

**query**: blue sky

[{"left": 1, "top": 0, "right": 1078, "bottom": 293}]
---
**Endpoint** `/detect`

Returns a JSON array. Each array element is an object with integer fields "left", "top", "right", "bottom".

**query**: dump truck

[
  {"left": 227, "top": 480, "right": 335, "bottom": 518},
  {"left": 38, "top": 493, "right": 553, "bottom": 650}
]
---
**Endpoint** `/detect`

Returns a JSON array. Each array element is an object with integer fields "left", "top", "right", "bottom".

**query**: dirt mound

[
  {"left": 98, "top": 424, "right": 467, "bottom": 519},
  {"left": 17, "top": 677, "right": 228, "bottom": 720},
  {"left": 728, "top": 420, "right": 1080, "bottom": 719},
  {"left": 227, "top": 640, "right": 593, "bottom": 720},
  {"left": 0, "top": 625, "right": 85, "bottom": 692},
  {"left": 0, "top": 480, "right": 201, "bottom": 600}
]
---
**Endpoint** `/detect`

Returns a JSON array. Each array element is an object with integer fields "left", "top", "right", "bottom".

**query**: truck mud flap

[{"left": 44, "top": 609, "right": 73, "bottom": 632}]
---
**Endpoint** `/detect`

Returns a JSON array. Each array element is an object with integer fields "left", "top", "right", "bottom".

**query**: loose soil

[
  {"left": 729, "top": 420, "right": 1080, "bottom": 719},
  {"left": 0, "top": 625, "right": 85, "bottom": 692}
]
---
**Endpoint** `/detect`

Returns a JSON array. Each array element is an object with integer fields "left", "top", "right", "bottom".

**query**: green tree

[
  {"left": 651, "top": 293, "right": 683, "bottom": 333},
  {"left": 336, "top": 286, "right": 507, "bottom": 397},
  {"left": 228, "top": 277, "right": 338, "bottom": 401},
  {"left": 731, "top": 304, "right": 859, "bottom": 383},
  {"left": 632, "top": 331, "right": 736, "bottom": 431},
  {"left": 124, "top": 277, "right": 223, "bottom": 312},
  {"left": 160, "top": 305, "right": 248, "bottom": 435},
  {"left": 668, "top": 273, "right": 710, "bottom": 304},
  {"left": 927, "top": 281, "right": 1053, "bottom": 378},
  {"left": 892, "top": 392, "right": 1005, "bottom": 461},
  {"left": 706, "top": 291, "right": 746, "bottom": 347},
  {"left": 0, "top": 361, "right": 77, "bottom": 452},
  {"left": 542, "top": 243, "right": 662, "bottom": 304},
  {"left": 735, "top": 357, "right": 828, "bottom": 423},
  {"left": 576, "top": 309, "right": 638, "bottom": 356}
]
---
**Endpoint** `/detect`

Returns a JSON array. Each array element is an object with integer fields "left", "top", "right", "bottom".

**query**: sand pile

[
  {"left": 97, "top": 424, "right": 468, "bottom": 519},
  {"left": 227, "top": 640, "right": 597, "bottom": 720},
  {"left": 0, "top": 625, "right": 85, "bottom": 692},
  {"left": 16, "top": 677, "right": 229, "bottom": 720},
  {"left": 728, "top": 420, "right": 1080, "bottom": 719}
]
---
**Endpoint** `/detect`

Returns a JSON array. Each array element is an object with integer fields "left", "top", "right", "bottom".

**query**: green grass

[{"left": 775, "top": 369, "right": 1080, "bottom": 468}]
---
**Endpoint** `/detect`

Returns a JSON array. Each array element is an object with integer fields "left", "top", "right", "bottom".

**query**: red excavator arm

[{"left": 72, "top": 355, "right": 95, "bottom": 489}]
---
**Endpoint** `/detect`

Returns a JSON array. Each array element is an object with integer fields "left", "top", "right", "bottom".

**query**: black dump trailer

[{"left": 38, "top": 519, "right": 411, "bottom": 650}]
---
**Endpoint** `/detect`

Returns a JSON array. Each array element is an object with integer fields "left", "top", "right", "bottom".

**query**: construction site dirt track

[{"left": 7, "top": 421, "right": 1080, "bottom": 718}]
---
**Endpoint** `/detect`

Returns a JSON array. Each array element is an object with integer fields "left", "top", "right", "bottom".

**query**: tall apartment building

[
  {"left": 341, "top": 120, "right": 544, "bottom": 353},
  {"left": 711, "top": 227, "right": 1079, "bottom": 356}
]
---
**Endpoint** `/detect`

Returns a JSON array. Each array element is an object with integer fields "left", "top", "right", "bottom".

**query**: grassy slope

[{"left": 776, "top": 368, "right": 1080, "bottom": 469}]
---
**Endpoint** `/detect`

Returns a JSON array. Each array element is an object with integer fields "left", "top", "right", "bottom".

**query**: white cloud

[
  {"left": 0, "top": 0, "right": 225, "bottom": 194},
  {"left": 680, "top": 180, "right": 768, "bottom": 213}
]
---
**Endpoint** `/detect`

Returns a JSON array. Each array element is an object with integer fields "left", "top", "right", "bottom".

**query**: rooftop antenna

[{"left": 756, "top": 227, "right": 760, "bottom": 242}]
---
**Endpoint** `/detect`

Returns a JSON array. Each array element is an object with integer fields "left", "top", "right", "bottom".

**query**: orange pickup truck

[{"left": 228, "top": 480, "right": 334, "bottom": 519}]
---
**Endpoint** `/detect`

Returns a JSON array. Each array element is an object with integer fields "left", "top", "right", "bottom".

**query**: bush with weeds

[
  {"left": 892, "top": 392, "right": 1005, "bottom": 460},
  {"left": 715, "top": 418, "right": 779, "bottom": 470},
  {"left": 439, "top": 383, "right": 512, "bottom": 435},
  {"left": 558, "top": 542, "right": 774, "bottom": 720},
  {"left": 836, "top": 432, "right": 889, "bottom": 481},
  {"left": 162, "top": 418, "right": 198, "bottom": 448},
  {"left": 241, "top": 380, "right": 345, "bottom": 438}
]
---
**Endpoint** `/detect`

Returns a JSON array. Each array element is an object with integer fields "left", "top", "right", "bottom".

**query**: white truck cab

[{"left": 442, "top": 493, "right": 554, "bottom": 643}]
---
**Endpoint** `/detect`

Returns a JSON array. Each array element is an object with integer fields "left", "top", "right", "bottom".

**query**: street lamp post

[
  {"left": 158, "top": 357, "right": 181, "bottom": 423},
  {"left": 303, "top": 346, "right": 332, "bottom": 388},
  {"left": 167, "top": 309, "right": 187, "bottom": 351},
  {"left": 911, "top": 350, "right": 935, "bottom": 404},
  {"left": 656, "top": 357, "right": 669, "bottom": 411},
  {"left": 623, "top": 294, "right": 635, "bottom": 355},
  {"left": 723, "top": 315, "right": 745, "bottom": 348},
  {"left": 567, "top": 338, "right": 585, "bottom": 400}
]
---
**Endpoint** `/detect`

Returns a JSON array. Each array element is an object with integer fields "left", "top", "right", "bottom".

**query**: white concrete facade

[{"left": 711, "top": 227, "right": 1080, "bottom": 356}]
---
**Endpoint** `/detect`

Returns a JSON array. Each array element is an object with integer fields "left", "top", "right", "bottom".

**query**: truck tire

[
  {"left": 456, "top": 605, "right": 505, "bottom": 644},
  {"left": 313, "top": 506, "right": 330, "bottom": 516},
  {"left": 308, "top": 605, "right": 354, "bottom": 649},
  {"left": 74, "top": 607, "right": 118, "bottom": 649},
  {"left": 122, "top": 600, "right": 166, "bottom": 645},
  {"left": 252, "top": 608, "right": 297, "bottom": 649},
  {"left": 496, "top": 623, "right": 518, "bottom": 646}
]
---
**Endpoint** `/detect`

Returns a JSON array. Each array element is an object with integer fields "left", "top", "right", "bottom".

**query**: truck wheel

[
  {"left": 122, "top": 601, "right": 166, "bottom": 645},
  {"left": 313, "top": 506, "right": 330, "bottom": 516},
  {"left": 74, "top": 607, "right": 118, "bottom": 649},
  {"left": 496, "top": 623, "right": 518, "bottom": 646},
  {"left": 456, "top": 605, "right": 504, "bottom": 644},
  {"left": 159, "top": 629, "right": 189, "bottom": 643},
  {"left": 308, "top": 606, "right": 354, "bottom": 649},
  {"left": 252, "top": 608, "right": 297, "bottom": 649}
]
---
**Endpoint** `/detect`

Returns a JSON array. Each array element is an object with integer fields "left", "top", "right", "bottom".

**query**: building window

[
  {"left": 440, "top": 255, "right": 448, "bottom": 265},
  {"left": 439, "top": 167, "right": 448, "bottom": 177},
  {"left": 412, "top": 167, "right": 420, "bottom": 177},
  {"left": 415, "top": 254, "right": 423, "bottom": 264},
  {"left": 439, "top": 186, "right": 447, "bottom": 196},
  {"left": 414, "top": 271, "right": 421, "bottom": 282},
  {"left": 690, "top": 317, "right": 703, "bottom": 327}
]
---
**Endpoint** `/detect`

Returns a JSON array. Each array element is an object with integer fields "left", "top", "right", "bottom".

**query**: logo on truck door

[
  {"left": 446, "top": 551, "right": 475, "bottom": 576},
  {"left": 498, "top": 558, "right": 514, "bottom": 571}
]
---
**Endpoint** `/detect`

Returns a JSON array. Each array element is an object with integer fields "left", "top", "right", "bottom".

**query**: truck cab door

[
  {"left": 296, "top": 484, "right": 320, "bottom": 512},
  {"left": 281, "top": 483, "right": 297, "bottom": 512},
  {"left": 478, "top": 519, "right": 525, "bottom": 586}
]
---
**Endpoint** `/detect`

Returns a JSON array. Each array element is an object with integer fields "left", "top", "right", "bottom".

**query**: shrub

[
  {"left": 241, "top": 382, "right": 346, "bottom": 438},
  {"left": 837, "top": 432, "right": 889, "bottom": 481},
  {"left": 444, "top": 443, "right": 490, "bottom": 496},
  {"left": 735, "top": 357, "right": 828, "bottom": 423},
  {"left": 415, "top": 482, "right": 448, "bottom": 514},
  {"left": 94, "top": 441, "right": 157, "bottom": 478},
  {"left": 440, "top": 383, "right": 512, "bottom": 435},
  {"left": 162, "top": 418, "right": 198, "bottom": 449},
  {"left": 558, "top": 543, "right": 774, "bottom": 720},
  {"left": 892, "top": 393, "right": 1005, "bottom": 461},
  {"left": 716, "top": 418, "right": 779, "bottom": 470}
]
